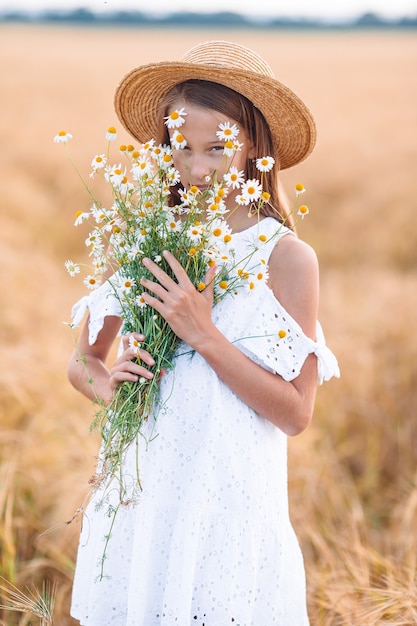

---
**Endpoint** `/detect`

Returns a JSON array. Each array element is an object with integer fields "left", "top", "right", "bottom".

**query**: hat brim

[{"left": 114, "top": 61, "right": 316, "bottom": 170}]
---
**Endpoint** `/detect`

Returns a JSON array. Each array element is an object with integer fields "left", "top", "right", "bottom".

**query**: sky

[{"left": 2, "top": 0, "right": 417, "bottom": 21}]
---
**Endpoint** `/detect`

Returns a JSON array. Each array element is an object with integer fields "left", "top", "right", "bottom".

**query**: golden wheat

[{"left": 1, "top": 25, "right": 416, "bottom": 624}]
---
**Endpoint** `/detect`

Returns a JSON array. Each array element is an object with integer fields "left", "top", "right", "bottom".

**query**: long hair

[{"left": 156, "top": 80, "right": 294, "bottom": 228}]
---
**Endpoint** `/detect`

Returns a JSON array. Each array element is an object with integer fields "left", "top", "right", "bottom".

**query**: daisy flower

[
  {"left": 209, "top": 219, "right": 231, "bottom": 242},
  {"left": 167, "top": 218, "right": 181, "bottom": 232},
  {"left": 85, "top": 231, "right": 104, "bottom": 256},
  {"left": 171, "top": 130, "right": 187, "bottom": 150},
  {"left": 297, "top": 204, "right": 309, "bottom": 219},
  {"left": 120, "top": 277, "right": 136, "bottom": 292},
  {"left": 105, "top": 164, "right": 126, "bottom": 186},
  {"left": 91, "top": 154, "right": 107, "bottom": 170},
  {"left": 255, "top": 267, "right": 269, "bottom": 284},
  {"left": 295, "top": 182, "right": 306, "bottom": 196},
  {"left": 135, "top": 294, "right": 147, "bottom": 309},
  {"left": 159, "top": 152, "right": 175, "bottom": 170},
  {"left": 114, "top": 175, "right": 134, "bottom": 195},
  {"left": 187, "top": 223, "right": 205, "bottom": 243},
  {"left": 244, "top": 280, "right": 256, "bottom": 294},
  {"left": 131, "top": 158, "right": 153, "bottom": 179},
  {"left": 106, "top": 126, "right": 117, "bottom": 141},
  {"left": 165, "top": 167, "right": 181, "bottom": 186},
  {"left": 179, "top": 188, "right": 193, "bottom": 205},
  {"left": 223, "top": 166, "right": 245, "bottom": 190},
  {"left": 83, "top": 275, "right": 100, "bottom": 290},
  {"left": 129, "top": 335, "right": 141, "bottom": 355},
  {"left": 53, "top": 130, "right": 73, "bottom": 143},
  {"left": 216, "top": 121, "right": 240, "bottom": 141},
  {"left": 74, "top": 210, "right": 90, "bottom": 226},
  {"left": 164, "top": 108, "right": 187, "bottom": 129},
  {"left": 256, "top": 156, "right": 275, "bottom": 172},
  {"left": 240, "top": 178, "right": 262, "bottom": 204},
  {"left": 235, "top": 194, "right": 249, "bottom": 206},
  {"left": 223, "top": 140, "right": 243, "bottom": 158},
  {"left": 64, "top": 260, "right": 80, "bottom": 277}
]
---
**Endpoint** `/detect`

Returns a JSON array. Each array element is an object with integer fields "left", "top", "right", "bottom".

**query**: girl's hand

[
  {"left": 108, "top": 333, "right": 155, "bottom": 394},
  {"left": 139, "top": 250, "right": 217, "bottom": 349}
]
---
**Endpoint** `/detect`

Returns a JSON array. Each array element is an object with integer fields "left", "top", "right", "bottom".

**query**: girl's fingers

[{"left": 142, "top": 251, "right": 192, "bottom": 290}]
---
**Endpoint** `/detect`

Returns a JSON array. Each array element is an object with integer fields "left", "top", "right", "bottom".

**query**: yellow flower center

[
  {"left": 299, "top": 205, "right": 308, "bottom": 214},
  {"left": 170, "top": 111, "right": 179, "bottom": 120},
  {"left": 219, "top": 280, "right": 228, "bottom": 290},
  {"left": 223, "top": 234, "right": 232, "bottom": 243},
  {"left": 295, "top": 183, "right": 304, "bottom": 192},
  {"left": 175, "top": 133, "right": 185, "bottom": 143},
  {"left": 163, "top": 154, "right": 172, "bottom": 163},
  {"left": 107, "top": 126, "right": 116, "bottom": 134},
  {"left": 119, "top": 144, "right": 127, "bottom": 152},
  {"left": 278, "top": 329, "right": 287, "bottom": 338},
  {"left": 262, "top": 191, "right": 270, "bottom": 202},
  {"left": 188, "top": 247, "right": 197, "bottom": 256},
  {"left": 197, "top": 282, "right": 206, "bottom": 292},
  {"left": 259, "top": 234, "right": 267, "bottom": 242},
  {"left": 213, "top": 228, "right": 222, "bottom": 237}
]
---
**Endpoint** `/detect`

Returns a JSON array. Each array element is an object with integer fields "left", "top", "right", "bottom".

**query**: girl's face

[{"left": 168, "top": 102, "right": 255, "bottom": 210}]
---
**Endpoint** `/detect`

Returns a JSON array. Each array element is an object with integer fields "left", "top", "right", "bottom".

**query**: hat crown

[{"left": 181, "top": 40, "right": 275, "bottom": 79}]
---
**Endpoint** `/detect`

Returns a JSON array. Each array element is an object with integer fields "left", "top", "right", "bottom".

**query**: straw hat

[{"left": 114, "top": 40, "right": 316, "bottom": 170}]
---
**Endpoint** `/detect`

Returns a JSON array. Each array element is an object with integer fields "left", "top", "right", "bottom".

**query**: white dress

[{"left": 70, "top": 218, "right": 339, "bottom": 626}]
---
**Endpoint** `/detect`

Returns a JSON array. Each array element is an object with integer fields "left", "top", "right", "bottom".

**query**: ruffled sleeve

[
  {"left": 70, "top": 278, "right": 122, "bottom": 345},
  {"left": 219, "top": 287, "right": 340, "bottom": 385}
]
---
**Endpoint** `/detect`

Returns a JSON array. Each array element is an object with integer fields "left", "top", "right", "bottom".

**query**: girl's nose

[{"left": 187, "top": 155, "right": 212, "bottom": 185}]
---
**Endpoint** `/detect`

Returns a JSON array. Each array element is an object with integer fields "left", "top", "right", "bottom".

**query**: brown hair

[{"left": 156, "top": 80, "right": 294, "bottom": 228}]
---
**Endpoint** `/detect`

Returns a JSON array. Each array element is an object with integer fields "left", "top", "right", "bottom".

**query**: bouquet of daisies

[{"left": 56, "top": 110, "right": 308, "bottom": 499}]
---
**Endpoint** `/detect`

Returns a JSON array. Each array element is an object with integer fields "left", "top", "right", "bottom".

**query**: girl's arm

[
  {"left": 67, "top": 315, "right": 155, "bottom": 405},
  {"left": 140, "top": 238, "right": 319, "bottom": 436}
]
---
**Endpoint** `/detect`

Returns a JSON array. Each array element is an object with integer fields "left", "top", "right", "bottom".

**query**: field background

[{"left": 1, "top": 24, "right": 416, "bottom": 624}]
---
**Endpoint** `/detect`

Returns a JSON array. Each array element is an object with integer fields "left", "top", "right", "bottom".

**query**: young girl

[{"left": 69, "top": 40, "right": 339, "bottom": 625}]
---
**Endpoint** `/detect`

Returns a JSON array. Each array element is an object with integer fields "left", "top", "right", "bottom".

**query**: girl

[{"left": 69, "top": 40, "right": 339, "bottom": 625}]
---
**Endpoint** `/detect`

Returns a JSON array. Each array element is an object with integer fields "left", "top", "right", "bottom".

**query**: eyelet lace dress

[{"left": 70, "top": 218, "right": 340, "bottom": 626}]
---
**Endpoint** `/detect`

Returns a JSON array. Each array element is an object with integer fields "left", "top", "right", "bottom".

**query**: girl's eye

[{"left": 211, "top": 145, "right": 224, "bottom": 152}]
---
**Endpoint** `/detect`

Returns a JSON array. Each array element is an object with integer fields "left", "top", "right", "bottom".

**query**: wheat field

[{"left": 1, "top": 24, "right": 417, "bottom": 625}]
